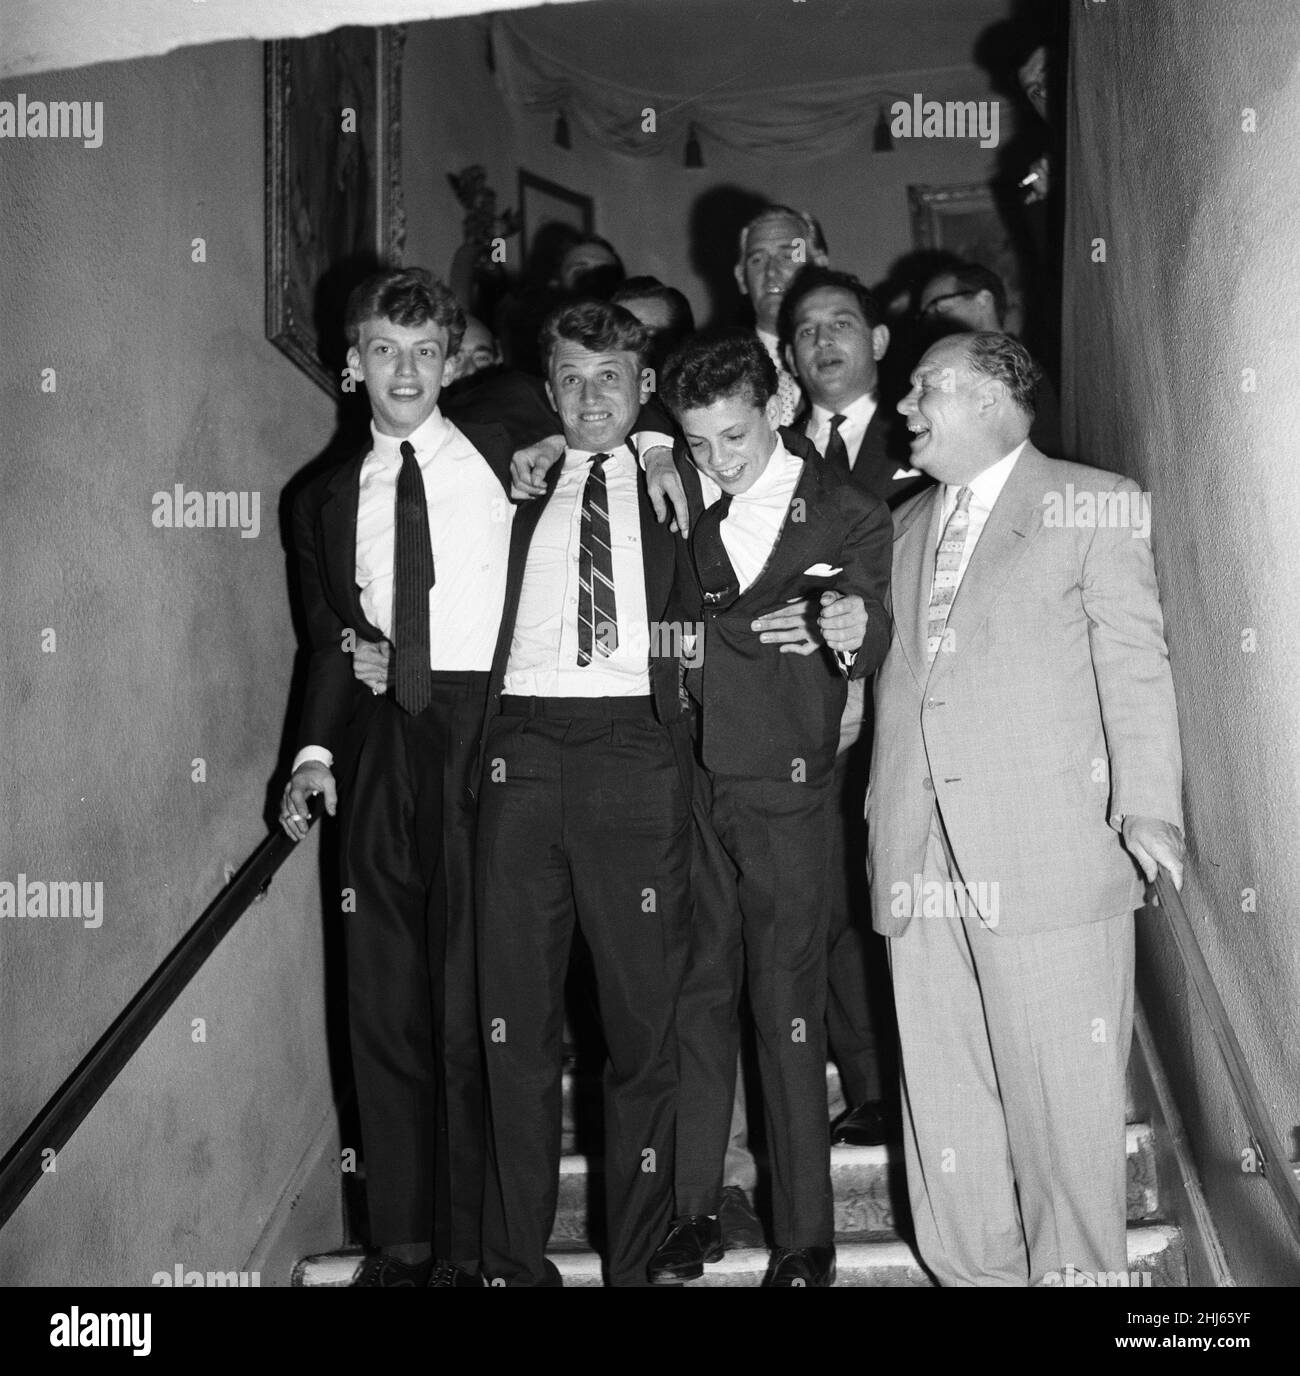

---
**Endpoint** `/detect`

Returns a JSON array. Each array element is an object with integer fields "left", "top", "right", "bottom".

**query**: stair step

[
  {"left": 550, "top": 1224, "right": 1187, "bottom": 1287},
  {"left": 561, "top": 1062, "right": 1141, "bottom": 1152},
  {"left": 550, "top": 1123, "right": 1160, "bottom": 1246}
]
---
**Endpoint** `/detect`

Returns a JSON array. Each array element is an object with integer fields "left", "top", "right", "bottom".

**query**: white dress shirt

[
  {"left": 715, "top": 438, "right": 804, "bottom": 593},
  {"left": 805, "top": 392, "right": 877, "bottom": 471},
  {"left": 503, "top": 443, "right": 651, "bottom": 697},
  {"left": 293, "top": 409, "right": 511, "bottom": 773},
  {"left": 936, "top": 441, "right": 1027, "bottom": 594}
]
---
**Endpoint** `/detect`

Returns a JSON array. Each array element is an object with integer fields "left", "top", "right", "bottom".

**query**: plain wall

[
  {"left": 0, "top": 40, "right": 343, "bottom": 1284},
  {"left": 1063, "top": 0, "right": 1300, "bottom": 1285}
]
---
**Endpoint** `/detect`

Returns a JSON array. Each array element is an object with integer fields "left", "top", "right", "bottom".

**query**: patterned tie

[
  {"left": 824, "top": 413, "right": 851, "bottom": 478},
  {"left": 774, "top": 364, "right": 802, "bottom": 427},
  {"left": 392, "top": 439, "right": 435, "bottom": 714},
  {"left": 691, "top": 491, "right": 738, "bottom": 608},
  {"left": 577, "top": 452, "right": 617, "bottom": 665},
  {"left": 926, "top": 485, "right": 973, "bottom": 664}
]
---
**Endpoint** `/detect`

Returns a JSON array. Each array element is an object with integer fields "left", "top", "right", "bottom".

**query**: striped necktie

[
  {"left": 577, "top": 452, "right": 617, "bottom": 664},
  {"left": 926, "top": 485, "right": 973, "bottom": 664},
  {"left": 392, "top": 439, "right": 435, "bottom": 713}
]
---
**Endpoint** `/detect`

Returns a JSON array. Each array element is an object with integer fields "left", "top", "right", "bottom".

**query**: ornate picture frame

[{"left": 265, "top": 27, "right": 406, "bottom": 396}]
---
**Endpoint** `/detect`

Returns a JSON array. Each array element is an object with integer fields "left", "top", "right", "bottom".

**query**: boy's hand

[
  {"left": 752, "top": 598, "right": 818, "bottom": 655},
  {"left": 352, "top": 639, "right": 391, "bottom": 693},
  {"left": 645, "top": 447, "right": 690, "bottom": 535},
  {"left": 818, "top": 590, "right": 866, "bottom": 654},
  {"left": 510, "top": 435, "right": 564, "bottom": 499}
]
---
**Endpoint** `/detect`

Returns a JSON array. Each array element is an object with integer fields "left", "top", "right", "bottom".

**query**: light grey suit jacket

[{"left": 867, "top": 444, "right": 1183, "bottom": 937}]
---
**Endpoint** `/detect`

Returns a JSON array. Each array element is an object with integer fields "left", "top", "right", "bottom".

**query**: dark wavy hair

[
  {"left": 344, "top": 267, "right": 465, "bottom": 353},
  {"left": 659, "top": 329, "right": 778, "bottom": 416},
  {"left": 777, "top": 265, "right": 885, "bottom": 352},
  {"left": 960, "top": 331, "right": 1042, "bottom": 416},
  {"left": 538, "top": 299, "right": 650, "bottom": 374}
]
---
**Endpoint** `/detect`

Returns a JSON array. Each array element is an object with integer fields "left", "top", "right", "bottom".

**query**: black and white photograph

[{"left": 1, "top": 0, "right": 1296, "bottom": 1352}]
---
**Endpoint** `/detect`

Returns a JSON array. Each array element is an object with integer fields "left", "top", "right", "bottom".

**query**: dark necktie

[
  {"left": 577, "top": 452, "right": 617, "bottom": 664},
  {"left": 824, "top": 413, "right": 851, "bottom": 478},
  {"left": 692, "top": 490, "right": 739, "bottom": 609},
  {"left": 392, "top": 439, "right": 434, "bottom": 714}
]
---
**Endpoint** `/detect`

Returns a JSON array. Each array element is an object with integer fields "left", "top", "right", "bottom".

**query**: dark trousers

[
  {"left": 825, "top": 737, "right": 889, "bottom": 1107},
  {"left": 675, "top": 771, "right": 835, "bottom": 1249},
  {"left": 339, "top": 674, "right": 488, "bottom": 1264},
  {"left": 478, "top": 701, "right": 692, "bottom": 1287}
]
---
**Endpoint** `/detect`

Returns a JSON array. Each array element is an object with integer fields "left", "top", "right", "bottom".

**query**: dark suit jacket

[
  {"left": 292, "top": 418, "right": 515, "bottom": 791},
  {"left": 676, "top": 427, "right": 892, "bottom": 782},
  {"left": 792, "top": 400, "right": 934, "bottom": 509},
  {"left": 481, "top": 442, "right": 691, "bottom": 734}
]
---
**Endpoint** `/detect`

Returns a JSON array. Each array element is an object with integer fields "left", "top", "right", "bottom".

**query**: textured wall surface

[
  {"left": 0, "top": 41, "right": 341, "bottom": 1283},
  {"left": 1063, "top": 0, "right": 1300, "bottom": 1284}
]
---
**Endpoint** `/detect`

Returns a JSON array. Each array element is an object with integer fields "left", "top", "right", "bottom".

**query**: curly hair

[
  {"left": 344, "top": 268, "right": 465, "bottom": 355},
  {"left": 538, "top": 299, "right": 650, "bottom": 374},
  {"left": 659, "top": 329, "right": 777, "bottom": 417}
]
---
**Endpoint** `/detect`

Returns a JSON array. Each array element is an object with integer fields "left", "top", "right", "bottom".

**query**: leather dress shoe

[
  {"left": 352, "top": 1253, "right": 433, "bottom": 1286},
  {"left": 718, "top": 1184, "right": 764, "bottom": 1250},
  {"left": 428, "top": 1259, "right": 486, "bottom": 1287},
  {"left": 762, "top": 1245, "right": 836, "bottom": 1287},
  {"left": 648, "top": 1215, "right": 724, "bottom": 1284},
  {"left": 831, "top": 1100, "right": 898, "bottom": 1147}
]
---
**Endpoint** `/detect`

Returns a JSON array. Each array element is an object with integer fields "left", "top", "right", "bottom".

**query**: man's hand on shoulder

[
  {"left": 510, "top": 435, "right": 564, "bottom": 500},
  {"left": 644, "top": 446, "right": 690, "bottom": 536},
  {"left": 280, "top": 762, "right": 337, "bottom": 841},
  {"left": 1122, "top": 815, "right": 1186, "bottom": 890}
]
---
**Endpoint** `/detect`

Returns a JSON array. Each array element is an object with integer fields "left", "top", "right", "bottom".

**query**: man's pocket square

[
  {"left": 803, "top": 563, "right": 843, "bottom": 577},
  {"left": 893, "top": 467, "right": 921, "bottom": 479}
]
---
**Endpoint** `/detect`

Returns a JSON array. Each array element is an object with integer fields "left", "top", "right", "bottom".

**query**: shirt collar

[
  {"left": 734, "top": 435, "right": 798, "bottom": 503},
  {"left": 562, "top": 440, "right": 634, "bottom": 471},
  {"left": 370, "top": 407, "right": 449, "bottom": 463},
  {"left": 946, "top": 439, "right": 1027, "bottom": 513},
  {"left": 810, "top": 391, "right": 877, "bottom": 428}
]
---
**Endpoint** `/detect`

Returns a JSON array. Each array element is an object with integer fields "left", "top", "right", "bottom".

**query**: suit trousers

[
  {"left": 339, "top": 675, "right": 488, "bottom": 1264},
  {"left": 478, "top": 707, "right": 691, "bottom": 1287},
  {"left": 824, "top": 734, "right": 888, "bottom": 1107},
  {"left": 675, "top": 772, "right": 835, "bottom": 1248},
  {"left": 889, "top": 806, "right": 1134, "bottom": 1286}
]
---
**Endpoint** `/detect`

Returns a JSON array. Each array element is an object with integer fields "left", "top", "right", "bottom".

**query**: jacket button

[{"left": 922, "top": 776, "right": 933, "bottom": 791}]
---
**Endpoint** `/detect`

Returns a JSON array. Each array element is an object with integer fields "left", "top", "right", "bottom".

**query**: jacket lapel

[
  {"left": 927, "top": 445, "right": 1050, "bottom": 685},
  {"left": 317, "top": 447, "right": 372, "bottom": 633}
]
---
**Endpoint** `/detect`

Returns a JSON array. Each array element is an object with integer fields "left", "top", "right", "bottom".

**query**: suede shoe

[
  {"left": 352, "top": 1253, "right": 433, "bottom": 1287},
  {"left": 762, "top": 1245, "right": 836, "bottom": 1287},
  {"left": 647, "top": 1215, "right": 725, "bottom": 1284},
  {"left": 428, "top": 1259, "right": 486, "bottom": 1287},
  {"left": 718, "top": 1184, "right": 765, "bottom": 1250}
]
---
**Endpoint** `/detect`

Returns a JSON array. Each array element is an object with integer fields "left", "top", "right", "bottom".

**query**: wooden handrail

[
  {"left": 0, "top": 808, "right": 317, "bottom": 1228},
  {"left": 1151, "top": 866, "right": 1300, "bottom": 1251}
]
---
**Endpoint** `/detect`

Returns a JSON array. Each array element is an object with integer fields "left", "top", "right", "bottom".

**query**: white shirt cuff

[
  {"left": 292, "top": 746, "right": 334, "bottom": 774},
  {"left": 634, "top": 431, "right": 675, "bottom": 468}
]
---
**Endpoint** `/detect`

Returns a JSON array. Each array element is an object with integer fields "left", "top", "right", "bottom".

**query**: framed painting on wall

[
  {"left": 908, "top": 182, "right": 1023, "bottom": 331},
  {"left": 517, "top": 170, "right": 594, "bottom": 279},
  {"left": 265, "top": 26, "right": 406, "bottom": 396}
]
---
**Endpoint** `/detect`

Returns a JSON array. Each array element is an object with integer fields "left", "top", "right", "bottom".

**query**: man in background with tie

[
  {"left": 776, "top": 265, "right": 930, "bottom": 1149},
  {"left": 870, "top": 331, "right": 1185, "bottom": 1285},
  {"left": 476, "top": 300, "right": 696, "bottom": 1287},
  {"left": 279, "top": 268, "right": 516, "bottom": 1286}
]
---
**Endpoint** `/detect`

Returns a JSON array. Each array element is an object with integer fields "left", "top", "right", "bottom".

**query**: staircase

[
  {"left": 548, "top": 1060, "right": 1189, "bottom": 1287},
  {"left": 294, "top": 1055, "right": 1189, "bottom": 1287}
]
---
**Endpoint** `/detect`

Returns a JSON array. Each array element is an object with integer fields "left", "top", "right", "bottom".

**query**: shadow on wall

[{"left": 686, "top": 184, "right": 771, "bottom": 331}]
